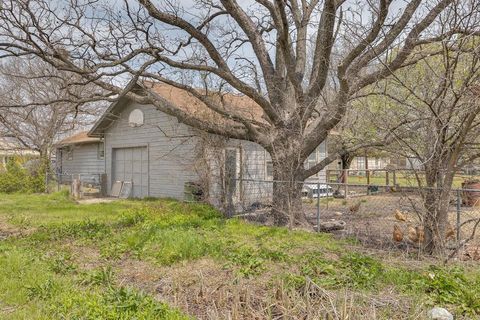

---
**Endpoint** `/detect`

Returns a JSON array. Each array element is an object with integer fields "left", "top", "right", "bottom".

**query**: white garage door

[{"left": 112, "top": 146, "right": 148, "bottom": 198}]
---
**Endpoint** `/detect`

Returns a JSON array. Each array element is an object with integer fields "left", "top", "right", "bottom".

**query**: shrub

[{"left": 0, "top": 157, "right": 48, "bottom": 193}]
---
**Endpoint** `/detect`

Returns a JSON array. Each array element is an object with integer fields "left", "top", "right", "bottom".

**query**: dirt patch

[
  {"left": 0, "top": 219, "right": 35, "bottom": 240},
  {"left": 77, "top": 198, "right": 119, "bottom": 205}
]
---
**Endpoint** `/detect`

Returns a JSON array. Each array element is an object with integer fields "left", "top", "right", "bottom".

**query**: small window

[
  {"left": 265, "top": 160, "right": 273, "bottom": 179},
  {"left": 65, "top": 146, "right": 73, "bottom": 160},
  {"left": 97, "top": 142, "right": 105, "bottom": 160}
]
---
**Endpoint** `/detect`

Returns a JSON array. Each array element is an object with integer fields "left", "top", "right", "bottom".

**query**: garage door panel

[
  {"left": 115, "top": 149, "right": 125, "bottom": 160},
  {"left": 112, "top": 146, "right": 148, "bottom": 198}
]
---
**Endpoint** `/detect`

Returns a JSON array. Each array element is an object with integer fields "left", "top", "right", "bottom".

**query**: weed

[
  {"left": 339, "top": 253, "right": 384, "bottom": 290},
  {"left": 81, "top": 266, "right": 115, "bottom": 287},
  {"left": 115, "top": 209, "right": 147, "bottom": 228},
  {"left": 411, "top": 266, "right": 480, "bottom": 315},
  {"left": 227, "top": 247, "right": 266, "bottom": 277},
  {"left": 48, "top": 220, "right": 112, "bottom": 240},
  {"left": 48, "top": 253, "right": 77, "bottom": 275},
  {"left": 26, "top": 279, "right": 58, "bottom": 300}
]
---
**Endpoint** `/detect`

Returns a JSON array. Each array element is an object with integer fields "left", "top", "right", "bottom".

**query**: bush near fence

[{"left": 0, "top": 157, "right": 47, "bottom": 193}]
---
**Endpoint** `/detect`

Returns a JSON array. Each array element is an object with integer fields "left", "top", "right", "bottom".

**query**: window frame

[{"left": 65, "top": 146, "right": 73, "bottom": 161}]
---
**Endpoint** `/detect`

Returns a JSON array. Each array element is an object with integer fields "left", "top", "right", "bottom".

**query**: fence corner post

[
  {"left": 225, "top": 177, "right": 235, "bottom": 218},
  {"left": 316, "top": 182, "right": 320, "bottom": 232},
  {"left": 456, "top": 189, "right": 461, "bottom": 246},
  {"left": 344, "top": 169, "right": 349, "bottom": 199},
  {"left": 45, "top": 171, "right": 49, "bottom": 193}
]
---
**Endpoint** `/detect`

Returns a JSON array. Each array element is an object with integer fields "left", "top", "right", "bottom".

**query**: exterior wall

[
  {"left": 207, "top": 139, "right": 328, "bottom": 209},
  {"left": 305, "top": 141, "right": 328, "bottom": 183},
  {"left": 56, "top": 143, "right": 105, "bottom": 175},
  {"left": 103, "top": 101, "right": 199, "bottom": 199},
  {"left": 406, "top": 157, "right": 423, "bottom": 170}
]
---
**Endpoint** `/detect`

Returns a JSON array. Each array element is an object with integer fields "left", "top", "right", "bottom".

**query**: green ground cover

[{"left": 0, "top": 192, "right": 479, "bottom": 319}]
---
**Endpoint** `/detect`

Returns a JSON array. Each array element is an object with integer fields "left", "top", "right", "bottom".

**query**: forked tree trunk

[{"left": 270, "top": 157, "right": 309, "bottom": 227}]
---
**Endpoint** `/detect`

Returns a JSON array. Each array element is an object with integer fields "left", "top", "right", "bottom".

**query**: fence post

[
  {"left": 344, "top": 169, "right": 349, "bottom": 199},
  {"left": 100, "top": 173, "right": 108, "bottom": 197},
  {"left": 316, "top": 182, "right": 320, "bottom": 232},
  {"left": 225, "top": 178, "right": 235, "bottom": 218},
  {"left": 456, "top": 189, "right": 461, "bottom": 246},
  {"left": 366, "top": 170, "right": 371, "bottom": 195},
  {"left": 393, "top": 170, "right": 397, "bottom": 188},
  {"left": 45, "top": 171, "right": 49, "bottom": 193}
]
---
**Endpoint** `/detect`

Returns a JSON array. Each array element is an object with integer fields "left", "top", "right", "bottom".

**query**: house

[
  {"left": 349, "top": 156, "right": 407, "bottom": 171},
  {"left": 349, "top": 157, "right": 391, "bottom": 171},
  {"left": 56, "top": 82, "right": 328, "bottom": 205},
  {"left": 0, "top": 137, "right": 38, "bottom": 168}
]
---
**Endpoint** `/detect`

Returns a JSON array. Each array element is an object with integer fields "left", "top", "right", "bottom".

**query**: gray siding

[
  {"left": 94, "top": 98, "right": 329, "bottom": 204},
  {"left": 57, "top": 143, "right": 105, "bottom": 175},
  {"left": 104, "top": 101, "right": 199, "bottom": 199},
  {"left": 207, "top": 139, "right": 328, "bottom": 209}
]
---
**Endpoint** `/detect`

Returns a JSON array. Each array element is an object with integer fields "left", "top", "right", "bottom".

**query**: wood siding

[
  {"left": 57, "top": 143, "right": 105, "bottom": 175},
  {"left": 104, "top": 101, "right": 199, "bottom": 199}
]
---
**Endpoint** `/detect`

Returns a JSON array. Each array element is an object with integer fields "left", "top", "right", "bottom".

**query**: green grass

[{"left": 0, "top": 192, "right": 479, "bottom": 318}]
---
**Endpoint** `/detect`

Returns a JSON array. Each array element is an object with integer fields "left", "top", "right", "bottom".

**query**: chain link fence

[{"left": 228, "top": 179, "right": 480, "bottom": 260}]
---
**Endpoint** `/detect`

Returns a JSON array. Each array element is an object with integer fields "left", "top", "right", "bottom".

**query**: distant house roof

[
  {"left": 56, "top": 131, "right": 101, "bottom": 147},
  {"left": 0, "top": 137, "right": 38, "bottom": 156}
]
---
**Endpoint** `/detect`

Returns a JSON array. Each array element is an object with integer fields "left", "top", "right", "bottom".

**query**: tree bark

[
  {"left": 423, "top": 189, "right": 450, "bottom": 254},
  {"left": 422, "top": 168, "right": 455, "bottom": 255},
  {"left": 270, "top": 152, "right": 309, "bottom": 228}
]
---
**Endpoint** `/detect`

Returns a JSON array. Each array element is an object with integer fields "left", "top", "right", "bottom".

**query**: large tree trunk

[
  {"left": 423, "top": 189, "right": 450, "bottom": 254},
  {"left": 270, "top": 153, "right": 310, "bottom": 228}
]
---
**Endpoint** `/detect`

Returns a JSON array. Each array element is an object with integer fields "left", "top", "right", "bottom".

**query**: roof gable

[{"left": 88, "top": 80, "right": 264, "bottom": 137}]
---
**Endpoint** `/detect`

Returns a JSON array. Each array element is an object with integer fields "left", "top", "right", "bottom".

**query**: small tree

[
  {"left": 0, "top": 57, "right": 104, "bottom": 160},
  {"left": 364, "top": 35, "right": 480, "bottom": 254}
]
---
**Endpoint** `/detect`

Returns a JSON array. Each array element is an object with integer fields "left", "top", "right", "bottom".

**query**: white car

[{"left": 302, "top": 184, "right": 334, "bottom": 198}]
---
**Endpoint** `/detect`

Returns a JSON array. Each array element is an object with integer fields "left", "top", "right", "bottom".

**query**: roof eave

[{"left": 88, "top": 79, "right": 145, "bottom": 138}]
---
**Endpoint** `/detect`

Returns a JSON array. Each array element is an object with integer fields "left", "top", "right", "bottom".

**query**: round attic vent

[{"left": 128, "top": 109, "right": 144, "bottom": 127}]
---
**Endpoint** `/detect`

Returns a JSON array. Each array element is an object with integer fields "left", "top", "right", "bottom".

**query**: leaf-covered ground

[{"left": 0, "top": 192, "right": 479, "bottom": 319}]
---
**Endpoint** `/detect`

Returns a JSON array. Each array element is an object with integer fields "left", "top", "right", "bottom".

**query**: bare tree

[
  {"left": 0, "top": 0, "right": 478, "bottom": 225},
  {"left": 0, "top": 57, "right": 104, "bottom": 159},
  {"left": 361, "top": 32, "right": 480, "bottom": 253}
]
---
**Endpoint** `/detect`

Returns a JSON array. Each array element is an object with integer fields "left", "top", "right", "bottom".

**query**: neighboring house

[
  {"left": 56, "top": 81, "right": 328, "bottom": 205},
  {"left": 349, "top": 156, "right": 407, "bottom": 171},
  {"left": 349, "top": 157, "right": 391, "bottom": 171},
  {"left": 405, "top": 157, "right": 424, "bottom": 170},
  {"left": 0, "top": 137, "right": 38, "bottom": 168}
]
